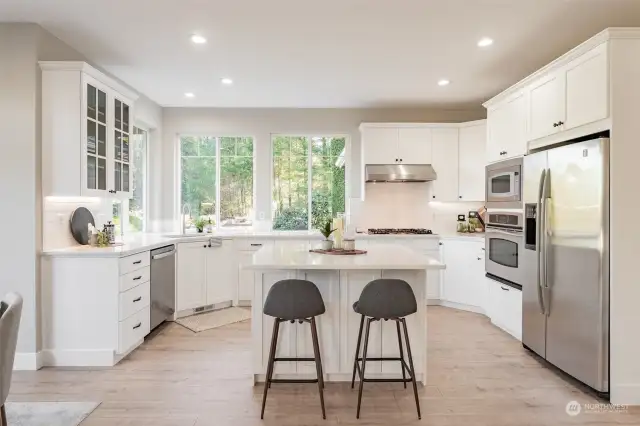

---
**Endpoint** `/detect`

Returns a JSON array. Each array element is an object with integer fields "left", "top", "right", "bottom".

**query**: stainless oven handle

[
  {"left": 536, "top": 169, "right": 546, "bottom": 315},
  {"left": 485, "top": 227, "right": 523, "bottom": 237}
]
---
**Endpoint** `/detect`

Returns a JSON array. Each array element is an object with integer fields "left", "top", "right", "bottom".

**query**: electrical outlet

[{"left": 259, "top": 211, "right": 265, "bottom": 220}]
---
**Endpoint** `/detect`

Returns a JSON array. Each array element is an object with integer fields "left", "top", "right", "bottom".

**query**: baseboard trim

[
  {"left": 41, "top": 349, "right": 116, "bottom": 367},
  {"left": 13, "top": 351, "right": 43, "bottom": 370},
  {"left": 611, "top": 384, "right": 640, "bottom": 405},
  {"left": 438, "top": 300, "right": 486, "bottom": 315}
]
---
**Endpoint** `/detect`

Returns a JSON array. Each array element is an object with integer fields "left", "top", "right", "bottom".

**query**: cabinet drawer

[
  {"left": 119, "top": 281, "right": 150, "bottom": 321},
  {"left": 119, "top": 266, "right": 150, "bottom": 293},
  {"left": 119, "top": 251, "right": 150, "bottom": 275},
  {"left": 233, "top": 239, "right": 274, "bottom": 251},
  {"left": 118, "top": 306, "right": 150, "bottom": 354}
]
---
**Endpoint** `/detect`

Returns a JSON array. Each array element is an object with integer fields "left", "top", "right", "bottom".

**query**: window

[
  {"left": 129, "top": 127, "right": 148, "bottom": 232},
  {"left": 180, "top": 136, "right": 254, "bottom": 232},
  {"left": 272, "top": 135, "right": 346, "bottom": 231}
]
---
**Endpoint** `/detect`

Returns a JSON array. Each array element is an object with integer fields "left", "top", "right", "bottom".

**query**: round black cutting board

[{"left": 69, "top": 207, "right": 95, "bottom": 245}]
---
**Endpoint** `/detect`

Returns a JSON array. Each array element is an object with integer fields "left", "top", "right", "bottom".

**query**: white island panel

[{"left": 245, "top": 245, "right": 443, "bottom": 385}]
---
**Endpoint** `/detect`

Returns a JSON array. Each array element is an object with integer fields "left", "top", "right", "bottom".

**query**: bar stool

[
  {"left": 261, "top": 279, "right": 326, "bottom": 419},
  {"left": 350, "top": 279, "right": 420, "bottom": 419}
]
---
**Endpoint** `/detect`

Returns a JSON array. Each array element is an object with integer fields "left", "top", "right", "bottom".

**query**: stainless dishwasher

[{"left": 150, "top": 245, "right": 176, "bottom": 331}]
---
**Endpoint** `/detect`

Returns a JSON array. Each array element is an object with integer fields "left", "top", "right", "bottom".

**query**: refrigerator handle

[
  {"left": 541, "top": 169, "right": 552, "bottom": 316},
  {"left": 536, "top": 169, "right": 546, "bottom": 315}
]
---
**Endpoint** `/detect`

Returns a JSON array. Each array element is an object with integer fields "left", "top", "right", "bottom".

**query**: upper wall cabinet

[
  {"left": 361, "top": 126, "right": 432, "bottom": 165},
  {"left": 458, "top": 122, "right": 487, "bottom": 201},
  {"left": 528, "top": 43, "right": 608, "bottom": 141},
  {"left": 486, "top": 92, "right": 527, "bottom": 163},
  {"left": 40, "top": 61, "right": 138, "bottom": 199},
  {"left": 431, "top": 128, "right": 459, "bottom": 202}
]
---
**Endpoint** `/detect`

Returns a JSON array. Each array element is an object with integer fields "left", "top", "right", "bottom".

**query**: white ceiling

[{"left": 3, "top": 0, "right": 640, "bottom": 108}]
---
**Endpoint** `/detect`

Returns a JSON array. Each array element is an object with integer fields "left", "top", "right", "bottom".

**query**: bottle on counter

[{"left": 333, "top": 213, "right": 345, "bottom": 249}]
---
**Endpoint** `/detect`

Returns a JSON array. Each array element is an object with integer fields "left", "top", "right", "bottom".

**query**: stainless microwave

[{"left": 486, "top": 157, "right": 523, "bottom": 209}]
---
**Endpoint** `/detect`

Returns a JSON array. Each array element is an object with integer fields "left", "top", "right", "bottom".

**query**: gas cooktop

[{"left": 367, "top": 228, "right": 434, "bottom": 235}]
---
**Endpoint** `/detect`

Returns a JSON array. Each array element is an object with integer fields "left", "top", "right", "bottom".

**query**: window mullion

[
  {"left": 216, "top": 137, "right": 221, "bottom": 229},
  {"left": 307, "top": 136, "right": 313, "bottom": 231}
]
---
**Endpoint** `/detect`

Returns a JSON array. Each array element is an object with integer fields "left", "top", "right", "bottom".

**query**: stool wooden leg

[
  {"left": 401, "top": 318, "right": 421, "bottom": 419},
  {"left": 1, "top": 405, "right": 6, "bottom": 426},
  {"left": 351, "top": 314, "right": 365, "bottom": 388},
  {"left": 261, "top": 318, "right": 280, "bottom": 419},
  {"left": 396, "top": 320, "right": 407, "bottom": 389},
  {"left": 310, "top": 317, "right": 326, "bottom": 419},
  {"left": 356, "top": 318, "right": 372, "bottom": 419}
]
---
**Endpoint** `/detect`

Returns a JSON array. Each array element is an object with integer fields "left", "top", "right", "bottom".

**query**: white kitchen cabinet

[
  {"left": 425, "top": 248, "right": 442, "bottom": 301},
  {"left": 487, "top": 278, "right": 522, "bottom": 340},
  {"left": 441, "top": 239, "right": 485, "bottom": 308},
  {"left": 528, "top": 73, "right": 565, "bottom": 141},
  {"left": 41, "top": 61, "right": 137, "bottom": 199},
  {"left": 361, "top": 127, "right": 399, "bottom": 164},
  {"left": 486, "top": 92, "right": 527, "bottom": 163},
  {"left": 206, "top": 240, "right": 237, "bottom": 305},
  {"left": 176, "top": 242, "right": 207, "bottom": 312},
  {"left": 431, "top": 128, "right": 459, "bottom": 201},
  {"left": 235, "top": 239, "right": 274, "bottom": 306},
  {"left": 564, "top": 42, "right": 609, "bottom": 130},
  {"left": 458, "top": 121, "right": 487, "bottom": 201},
  {"left": 398, "top": 128, "right": 432, "bottom": 164}
]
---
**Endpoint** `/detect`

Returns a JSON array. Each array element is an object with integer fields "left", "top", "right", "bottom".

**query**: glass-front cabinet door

[
  {"left": 113, "top": 98, "right": 132, "bottom": 197},
  {"left": 85, "top": 82, "right": 109, "bottom": 195}
]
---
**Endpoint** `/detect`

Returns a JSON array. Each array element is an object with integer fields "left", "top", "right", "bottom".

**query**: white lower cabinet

[
  {"left": 440, "top": 239, "right": 485, "bottom": 309},
  {"left": 41, "top": 251, "right": 151, "bottom": 367},
  {"left": 177, "top": 240, "right": 238, "bottom": 313},
  {"left": 176, "top": 241, "right": 208, "bottom": 312},
  {"left": 487, "top": 278, "right": 523, "bottom": 340}
]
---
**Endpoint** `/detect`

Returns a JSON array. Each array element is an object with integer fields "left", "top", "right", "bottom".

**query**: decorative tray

[{"left": 309, "top": 249, "right": 368, "bottom": 255}]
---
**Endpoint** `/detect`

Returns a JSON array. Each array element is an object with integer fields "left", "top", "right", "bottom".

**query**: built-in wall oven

[
  {"left": 486, "top": 157, "right": 523, "bottom": 209},
  {"left": 485, "top": 210, "right": 524, "bottom": 289}
]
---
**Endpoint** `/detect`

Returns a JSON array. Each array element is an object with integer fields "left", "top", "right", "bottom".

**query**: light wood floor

[{"left": 9, "top": 306, "right": 640, "bottom": 425}]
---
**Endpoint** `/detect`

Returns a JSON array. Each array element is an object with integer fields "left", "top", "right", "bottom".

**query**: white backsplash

[
  {"left": 348, "top": 183, "right": 483, "bottom": 234},
  {"left": 43, "top": 197, "right": 114, "bottom": 250}
]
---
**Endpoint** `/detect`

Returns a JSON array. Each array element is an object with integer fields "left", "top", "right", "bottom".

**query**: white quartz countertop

[
  {"left": 41, "top": 231, "right": 449, "bottom": 258},
  {"left": 241, "top": 244, "right": 446, "bottom": 270}
]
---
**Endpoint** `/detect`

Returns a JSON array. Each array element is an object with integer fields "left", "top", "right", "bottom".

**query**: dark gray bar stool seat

[
  {"left": 261, "top": 279, "right": 326, "bottom": 420},
  {"left": 351, "top": 279, "right": 421, "bottom": 419}
]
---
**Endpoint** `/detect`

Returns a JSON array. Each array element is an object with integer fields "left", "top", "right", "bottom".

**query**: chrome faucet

[{"left": 181, "top": 203, "right": 192, "bottom": 235}]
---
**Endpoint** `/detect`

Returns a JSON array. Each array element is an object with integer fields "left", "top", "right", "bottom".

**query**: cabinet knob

[
  {"left": 400, "top": 159, "right": 403, "bottom": 162},
  {"left": 459, "top": 195, "right": 462, "bottom": 199},
  {"left": 553, "top": 122, "right": 557, "bottom": 128},
  {"left": 395, "top": 159, "right": 398, "bottom": 162},
  {"left": 477, "top": 257, "right": 482, "bottom": 260},
  {"left": 203, "top": 245, "right": 207, "bottom": 248},
  {"left": 438, "top": 242, "right": 443, "bottom": 246},
  {"left": 501, "top": 286, "right": 510, "bottom": 291},
  {"left": 432, "top": 195, "right": 436, "bottom": 199},
  {"left": 558, "top": 121, "right": 564, "bottom": 126}
]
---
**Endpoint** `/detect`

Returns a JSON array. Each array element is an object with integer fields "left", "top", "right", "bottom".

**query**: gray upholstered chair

[
  {"left": 350, "top": 279, "right": 420, "bottom": 419},
  {"left": 0, "top": 293, "right": 23, "bottom": 426},
  {"left": 261, "top": 279, "right": 326, "bottom": 419}
]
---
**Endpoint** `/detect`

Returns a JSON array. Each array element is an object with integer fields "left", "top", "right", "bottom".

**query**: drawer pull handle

[
  {"left": 501, "top": 286, "right": 510, "bottom": 291},
  {"left": 250, "top": 243, "right": 263, "bottom": 247},
  {"left": 133, "top": 296, "right": 142, "bottom": 302},
  {"left": 133, "top": 260, "right": 142, "bottom": 265},
  {"left": 133, "top": 322, "right": 142, "bottom": 330},
  {"left": 133, "top": 276, "right": 142, "bottom": 281}
]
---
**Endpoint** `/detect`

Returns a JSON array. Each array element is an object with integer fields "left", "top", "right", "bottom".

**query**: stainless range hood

[{"left": 365, "top": 164, "right": 437, "bottom": 182}]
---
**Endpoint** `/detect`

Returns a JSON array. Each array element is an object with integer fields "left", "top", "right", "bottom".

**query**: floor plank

[{"left": 9, "top": 306, "right": 640, "bottom": 425}]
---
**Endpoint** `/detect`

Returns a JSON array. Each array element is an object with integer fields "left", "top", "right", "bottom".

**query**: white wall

[{"left": 161, "top": 108, "right": 484, "bottom": 231}]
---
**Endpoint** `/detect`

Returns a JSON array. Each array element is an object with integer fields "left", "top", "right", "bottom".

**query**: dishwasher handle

[{"left": 152, "top": 250, "right": 176, "bottom": 260}]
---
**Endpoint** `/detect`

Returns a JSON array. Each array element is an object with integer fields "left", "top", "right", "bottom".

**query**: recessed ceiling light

[
  {"left": 221, "top": 78, "right": 233, "bottom": 85},
  {"left": 437, "top": 79, "right": 450, "bottom": 86},
  {"left": 184, "top": 92, "right": 195, "bottom": 98},
  {"left": 477, "top": 37, "right": 494, "bottom": 47},
  {"left": 190, "top": 34, "right": 207, "bottom": 44}
]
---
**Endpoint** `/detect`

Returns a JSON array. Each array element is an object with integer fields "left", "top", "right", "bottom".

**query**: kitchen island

[{"left": 242, "top": 244, "right": 445, "bottom": 385}]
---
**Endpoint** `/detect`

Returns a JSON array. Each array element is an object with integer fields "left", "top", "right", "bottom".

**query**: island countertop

[{"left": 241, "top": 244, "right": 446, "bottom": 270}]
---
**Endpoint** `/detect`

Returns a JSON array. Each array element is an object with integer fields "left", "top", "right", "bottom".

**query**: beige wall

[{"left": 161, "top": 107, "right": 485, "bottom": 231}]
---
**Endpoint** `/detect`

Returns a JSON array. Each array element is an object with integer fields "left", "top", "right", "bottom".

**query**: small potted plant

[
  {"left": 195, "top": 217, "right": 207, "bottom": 233},
  {"left": 319, "top": 220, "right": 336, "bottom": 250}
]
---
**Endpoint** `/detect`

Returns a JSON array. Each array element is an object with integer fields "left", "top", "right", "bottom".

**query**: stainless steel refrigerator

[{"left": 522, "top": 136, "right": 609, "bottom": 394}]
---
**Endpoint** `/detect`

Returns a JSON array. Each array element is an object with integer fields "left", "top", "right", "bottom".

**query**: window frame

[
  {"left": 127, "top": 125, "right": 149, "bottom": 234},
  {"left": 270, "top": 133, "right": 350, "bottom": 231},
  {"left": 177, "top": 133, "right": 257, "bottom": 231}
]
